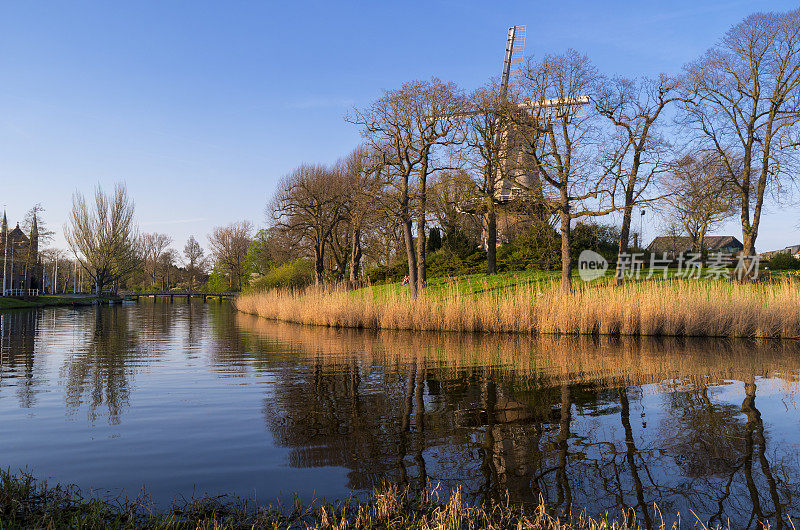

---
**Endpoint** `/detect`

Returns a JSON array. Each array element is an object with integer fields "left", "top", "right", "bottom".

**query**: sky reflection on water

[{"left": 1, "top": 302, "right": 799, "bottom": 528}]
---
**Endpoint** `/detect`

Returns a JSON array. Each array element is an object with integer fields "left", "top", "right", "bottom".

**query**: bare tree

[
  {"left": 269, "top": 164, "right": 347, "bottom": 285},
  {"left": 21, "top": 204, "right": 55, "bottom": 245},
  {"left": 348, "top": 78, "right": 465, "bottom": 295},
  {"left": 663, "top": 153, "right": 738, "bottom": 252},
  {"left": 208, "top": 220, "right": 253, "bottom": 291},
  {"left": 513, "top": 50, "right": 616, "bottom": 292},
  {"left": 183, "top": 235, "right": 207, "bottom": 291},
  {"left": 429, "top": 170, "right": 481, "bottom": 245},
  {"left": 64, "top": 183, "right": 140, "bottom": 295},
  {"left": 141, "top": 232, "right": 172, "bottom": 288},
  {"left": 362, "top": 207, "right": 403, "bottom": 271},
  {"left": 17, "top": 204, "right": 54, "bottom": 289},
  {"left": 340, "top": 145, "right": 385, "bottom": 285},
  {"left": 681, "top": 9, "right": 800, "bottom": 277},
  {"left": 39, "top": 247, "right": 69, "bottom": 294},
  {"left": 157, "top": 248, "right": 177, "bottom": 290},
  {"left": 461, "top": 82, "right": 518, "bottom": 274},
  {"left": 594, "top": 74, "right": 681, "bottom": 282}
]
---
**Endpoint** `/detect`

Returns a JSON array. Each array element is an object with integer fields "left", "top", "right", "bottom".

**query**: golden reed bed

[{"left": 235, "top": 279, "right": 800, "bottom": 338}]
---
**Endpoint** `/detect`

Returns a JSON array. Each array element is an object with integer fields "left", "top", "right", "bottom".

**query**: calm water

[{"left": 1, "top": 302, "right": 800, "bottom": 528}]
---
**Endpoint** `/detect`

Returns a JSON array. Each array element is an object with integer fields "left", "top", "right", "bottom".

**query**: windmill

[
  {"left": 495, "top": 26, "right": 590, "bottom": 201},
  {"left": 446, "top": 27, "right": 590, "bottom": 203},
  {"left": 500, "top": 25, "right": 526, "bottom": 102},
  {"left": 445, "top": 26, "right": 591, "bottom": 251}
]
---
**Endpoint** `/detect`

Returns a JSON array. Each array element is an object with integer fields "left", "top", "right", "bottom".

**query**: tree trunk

[
  {"left": 349, "top": 226, "right": 362, "bottom": 285},
  {"left": 416, "top": 162, "right": 428, "bottom": 290},
  {"left": 313, "top": 244, "right": 325, "bottom": 285},
  {"left": 615, "top": 201, "right": 634, "bottom": 286},
  {"left": 486, "top": 198, "right": 497, "bottom": 275},
  {"left": 559, "top": 194, "right": 572, "bottom": 292},
  {"left": 402, "top": 217, "right": 418, "bottom": 298},
  {"left": 416, "top": 221, "right": 426, "bottom": 289},
  {"left": 740, "top": 229, "right": 758, "bottom": 282},
  {"left": 698, "top": 226, "right": 707, "bottom": 256}
]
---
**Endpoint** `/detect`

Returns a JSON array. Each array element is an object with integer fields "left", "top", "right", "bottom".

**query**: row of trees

[
  {"left": 263, "top": 9, "right": 800, "bottom": 292},
  {"left": 60, "top": 184, "right": 255, "bottom": 294}
]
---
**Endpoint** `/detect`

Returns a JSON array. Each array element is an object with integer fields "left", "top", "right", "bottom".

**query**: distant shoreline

[{"left": 0, "top": 295, "right": 121, "bottom": 311}]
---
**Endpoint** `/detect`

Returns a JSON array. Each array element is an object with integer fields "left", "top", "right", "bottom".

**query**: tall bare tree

[
  {"left": 141, "top": 232, "right": 172, "bottom": 288},
  {"left": 663, "top": 153, "right": 738, "bottom": 252},
  {"left": 681, "top": 9, "right": 800, "bottom": 277},
  {"left": 341, "top": 145, "right": 385, "bottom": 285},
  {"left": 208, "top": 220, "right": 253, "bottom": 291},
  {"left": 513, "top": 50, "right": 616, "bottom": 292},
  {"left": 183, "top": 235, "right": 207, "bottom": 291},
  {"left": 64, "top": 183, "right": 140, "bottom": 295},
  {"left": 157, "top": 248, "right": 177, "bottom": 290},
  {"left": 595, "top": 74, "right": 681, "bottom": 280},
  {"left": 269, "top": 164, "right": 347, "bottom": 285},
  {"left": 348, "top": 78, "right": 465, "bottom": 295},
  {"left": 461, "top": 82, "right": 517, "bottom": 274}
]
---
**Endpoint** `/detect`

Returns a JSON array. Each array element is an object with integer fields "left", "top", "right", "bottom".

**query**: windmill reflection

[{"left": 235, "top": 315, "right": 800, "bottom": 529}]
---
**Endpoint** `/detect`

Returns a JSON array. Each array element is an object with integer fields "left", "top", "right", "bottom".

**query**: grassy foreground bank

[
  {"left": 236, "top": 279, "right": 800, "bottom": 338},
  {"left": 0, "top": 469, "right": 726, "bottom": 529}
]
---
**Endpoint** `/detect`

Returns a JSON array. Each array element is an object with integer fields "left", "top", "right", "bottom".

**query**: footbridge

[{"left": 120, "top": 290, "right": 238, "bottom": 302}]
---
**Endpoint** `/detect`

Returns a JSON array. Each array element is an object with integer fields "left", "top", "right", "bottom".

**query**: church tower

[
  {"left": 27, "top": 214, "right": 39, "bottom": 291},
  {"left": 30, "top": 214, "right": 38, "bottom": 257}
]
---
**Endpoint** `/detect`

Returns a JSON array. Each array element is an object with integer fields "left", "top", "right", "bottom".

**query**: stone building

[{"left": 1, "top": 211, "right": 42, "bottom": 294}]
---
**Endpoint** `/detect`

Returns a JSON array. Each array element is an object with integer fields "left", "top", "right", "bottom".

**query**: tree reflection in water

[
  {"left": 235, "top": 315, "right": 800, "bottom": 529},
  {"left": 0, "top": 311, "right": 43, "bottom": 408},
  {"left": 59, "top": 306, "right": 139, "bottom": 424}
]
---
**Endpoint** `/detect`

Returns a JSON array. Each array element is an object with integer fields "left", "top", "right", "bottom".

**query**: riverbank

[
  {"left": 236, "top": 278, "right": 800, "bottom": 338},
  {"left": 0, "top": 295, "right": 120, "bottom": 311},
  {"left": 0, "top": 468, "right": 711, "bottom": 529}
]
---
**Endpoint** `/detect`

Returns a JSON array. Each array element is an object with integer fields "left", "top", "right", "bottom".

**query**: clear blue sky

[{"left": 1, "top": 0, "right": 797, "bottom": 253}]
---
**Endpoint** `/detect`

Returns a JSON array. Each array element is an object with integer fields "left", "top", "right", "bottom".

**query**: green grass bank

[
  {"left": 0, "top": 468, "right": 719, "bottom": 529},
  {"left": 0, "top": 295, "right": 120, "bottom": 311}
]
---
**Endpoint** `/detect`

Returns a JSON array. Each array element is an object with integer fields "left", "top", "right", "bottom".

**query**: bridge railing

[
  {"left": 119, "top": 290, "right": 238, "bottom": 297},
  {"left": 1, "top": 288, "right": 40, "bottom": 297}
]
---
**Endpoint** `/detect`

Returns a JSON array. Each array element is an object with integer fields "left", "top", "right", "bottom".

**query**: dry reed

[{"left": 236, "top": 279, "right": 800, "bottom": 338}]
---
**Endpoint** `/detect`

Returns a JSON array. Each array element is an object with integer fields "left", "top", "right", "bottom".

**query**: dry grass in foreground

[
  {"left": 236, "top": 279, "right": 800, "bottom": 338},
  {"left": 0, "top": 468, "right": 756, "bottom": 529}
]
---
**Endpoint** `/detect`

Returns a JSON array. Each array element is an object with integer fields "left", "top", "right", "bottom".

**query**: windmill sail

[{"left": 500, "top": 25, "right": 526, "bottom": 99}]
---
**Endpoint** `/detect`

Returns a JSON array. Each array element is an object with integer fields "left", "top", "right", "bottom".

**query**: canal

[{"left": 1, "top": 301, "right": 799, "bottom": 528}]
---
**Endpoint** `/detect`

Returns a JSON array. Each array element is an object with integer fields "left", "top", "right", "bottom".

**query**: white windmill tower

[
  {"left": 494, "top": 26, "right": 591, "bottom": 202},
  {"left": 495, "top": 25, "right": 529, "bottom": 202}
]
